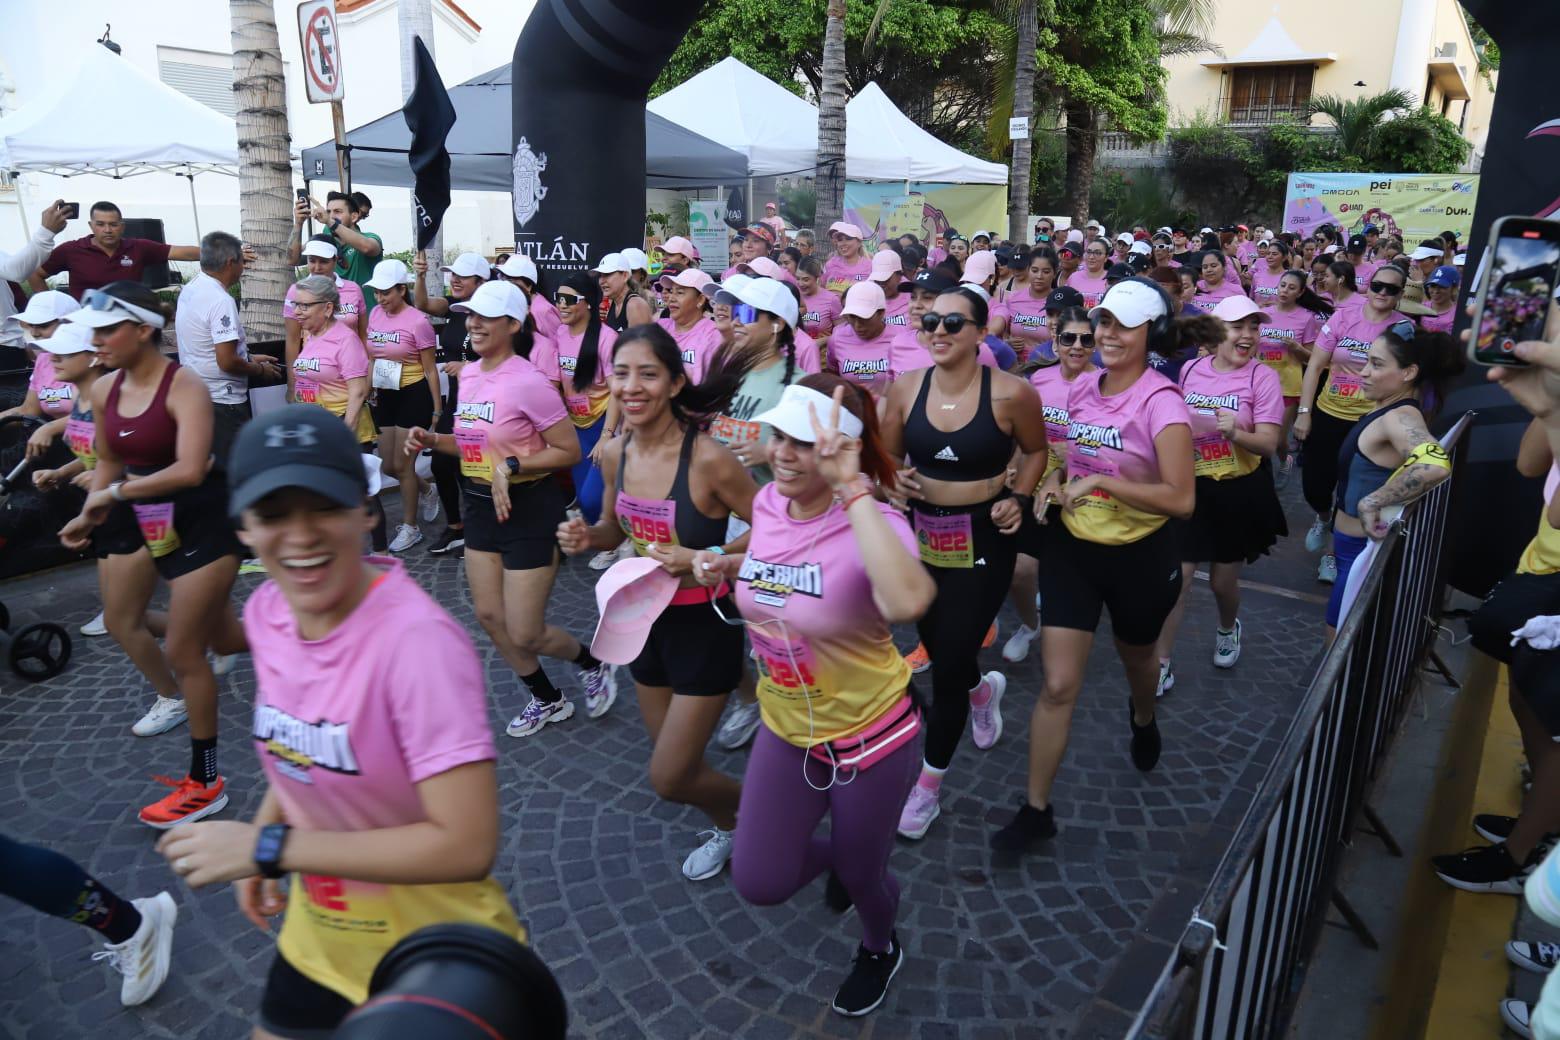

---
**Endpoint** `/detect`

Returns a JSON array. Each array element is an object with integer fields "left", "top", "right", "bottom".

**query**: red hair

[{"left": 796, "top": 373, "right": 898, "bottom": 487}]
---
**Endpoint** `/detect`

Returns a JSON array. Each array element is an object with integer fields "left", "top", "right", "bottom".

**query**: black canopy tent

[{"left": 299, "top": 62, "right": 747, "bottom": 191}]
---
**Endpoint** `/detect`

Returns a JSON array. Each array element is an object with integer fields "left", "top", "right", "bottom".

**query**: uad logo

[{"left": 1337, "top": 203, "right": 1355, "bottom": 213}]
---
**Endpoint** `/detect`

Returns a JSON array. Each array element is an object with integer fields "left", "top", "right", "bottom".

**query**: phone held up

[
  {"left": 1468, "top": 216, "right": 1560, "bottom": 367},
  {"left": 60, "top": 202, "right": 79, "bottom": 220}
]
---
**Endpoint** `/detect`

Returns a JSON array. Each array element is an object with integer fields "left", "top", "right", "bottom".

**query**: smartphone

[
  {"left": 296, "top": 188, "right": 309, "bottom": 204},
  {"left": 1468, "top": 216, "right": 1560, "bottom": 366},
  {"left": 60, "top": 202, "right": 79, "bottom": 220}
]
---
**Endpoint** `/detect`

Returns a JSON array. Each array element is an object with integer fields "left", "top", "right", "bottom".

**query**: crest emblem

[{"left": 512, "top": 137, "right": 548, "bottom": 228}]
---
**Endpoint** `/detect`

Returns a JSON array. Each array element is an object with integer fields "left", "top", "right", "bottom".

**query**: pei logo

[{"left": 1369, "top": 180, "right": 1393, "bottom": 192}]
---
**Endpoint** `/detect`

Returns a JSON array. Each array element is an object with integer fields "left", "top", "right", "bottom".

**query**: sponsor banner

[
  {"left": 688, "top": 201, "right": 728, "bottom": 273},
  {"left": 843, "top": 181, "right": 1007, "bottom": 251},
  {"left": 1283, "top": 172, "right": 1480, "bottom": 244}
]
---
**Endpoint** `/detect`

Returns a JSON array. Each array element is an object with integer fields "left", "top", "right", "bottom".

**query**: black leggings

[
  {"left": 1299, "top": 407, "right": 1356, "bottom": 517},
  {"left": 913, "top": 499, "right": 1019, "bottom": 770},
  {"left": 0, "top": 832, "right": 139, "bottom": 941},
  {"left": 432, "top": 374, "right": 462, "bottom": 526}
]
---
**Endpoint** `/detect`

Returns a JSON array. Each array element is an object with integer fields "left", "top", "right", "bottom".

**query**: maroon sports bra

[{"left": 103, "top": 363, "right": 179, "bottom": 471}]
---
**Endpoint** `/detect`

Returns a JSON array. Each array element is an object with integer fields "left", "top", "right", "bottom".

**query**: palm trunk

[
  {"left": 1007, "top": 0, "right": 1037, "bottom": 242},
  {"left": 1062, "top": 98, "right": 1097, "bottom": 226},
  {"left": 229, "top": 0, "right": 292, "bottom": 342},
  {"left": 814, "top": 0, "right": 848, "bottom": 258},
  {"left": 399, "top": 0, "right": 443, "bottom": 297}
]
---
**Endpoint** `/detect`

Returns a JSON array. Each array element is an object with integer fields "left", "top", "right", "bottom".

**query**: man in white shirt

[
  {"left": 174, "top": 230, "right": 280, "bottom": 467},
  {"left": 0, "top": 200, "right": 70, "bottom": 348}
]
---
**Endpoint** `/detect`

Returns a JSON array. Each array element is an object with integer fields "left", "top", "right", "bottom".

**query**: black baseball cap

[
  {"left": 1346, "top": 234, "right": 1367, "bottom": 253},
  {"left": 1045, "top": 285, "right": 1085, "bottom": 311},
  {"left": 228, "top": 404, "right": 369, "bottom": 518},
  {"left": 1106, "top": 262, "right": 1135, "bottom": 284},
  {"left": 913, "top": 269, "right": 958, "bottom": 294}
]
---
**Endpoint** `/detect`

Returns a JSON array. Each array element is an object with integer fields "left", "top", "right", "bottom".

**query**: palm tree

[
  {"left": 1005, "top": 0, "right": 1038, "bottom": 242},
  {"left": 228, "top": 0, "right": 292, "bottom": 341},
  {"left": 1307, "top": 88, "right": 1415, "bottom": 160},
  {"left": 814, "top": 0, "right": 848, "bottom": 257}
]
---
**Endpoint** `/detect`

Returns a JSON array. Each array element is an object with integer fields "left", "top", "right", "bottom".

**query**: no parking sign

[{"left": 297, "top": 0, "right": 346, "bottom": 103}]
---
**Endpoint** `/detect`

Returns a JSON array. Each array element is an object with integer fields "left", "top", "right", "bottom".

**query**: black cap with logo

[
  {"left": 1045, "top": 285, "right": 1085, "bottom": 311},
  {"left": 913, "top": 269, "right": 959, "bottom": 294},
  {"left": 228, "top": 404, "right": 369, "bottom": 518}
]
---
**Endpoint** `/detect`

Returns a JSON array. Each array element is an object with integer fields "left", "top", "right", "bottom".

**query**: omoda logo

[
  {"left": 1321, "top": 189, "right": 1359, "bottom": 196},
  {"left": 1369, "top": 180, "right": 1393, "bottom": 191}
]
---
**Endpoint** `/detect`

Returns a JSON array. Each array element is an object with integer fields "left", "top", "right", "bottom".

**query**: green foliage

[
  {"left": 1468, "top": 17, "right": 1500, "bottom": 74},
  {"left": 778, "top": 184, "right": 817, "bottom": 229},
  {"left": 1166, "top": 112, "right": 1257, "bottom": 216},
  {"left": 1088, "top": 168, "right": 1192, "bottom": 231},
  {"left": 1029, "top": 131, "right": 1067, "bottom": 212},
  {"left": 1369, "top": 107, "right": 1472, "bottom": 174},
  {"left": 1037, "top": 0, "right": 1168, "bottom": 142},
  {"left": 1306, "top": 88, "right": 1415, "bottom": 160}
]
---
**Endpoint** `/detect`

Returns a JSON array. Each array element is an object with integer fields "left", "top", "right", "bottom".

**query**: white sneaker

[
  {"left": 388, "top": 524, "right": 424, "bottom": 553},
  {"left": 91, "top": 891, "right": 176, "bottom": 1006},
  {"left": 716, "top": 699, "right": 762, "bottom": 750},
  {"left": 419, "top": 482, "right": 441, "bottom": 523},
  {"left": 1304, "top": 517, "right": 1327, "bottom": 553},
  {"left": 588, "top": 549, "right": 618, "bottom": 571},
  {"left": 209, "top": 652, "right": 237, "bottom": 677},
  {"left": 1213, "top": 620, "right": 1242, "bottom": 669},
  {"left": 80, "top": 611, "right": 108, "bottom": 637},
  {"left": 1001, "top": 624, "right": 1037, "bottom": 663},
  {"left": 681, "top": 828, "right": 734, "bottom": 881},
  {"left": 969, "top": 672, "right": 1006, "bottom": 750},
  {"left": 1317, "top": 554, "right": 1337, "bottom": 584},
  {"left": 505, "top": 697, "right": 575, "bottom": 738},
  {"left": 131, "top": 697, "right": 187, "bottom": 737},
  {"left": 1155, "top": 661, "right": 1175, "bottom": 699},
  {"left": 1501, "top": 999, "right": 1535, "bottom": 1040},
  {"left": 581, "top": 662, "right": 618, "bottom": 719}
]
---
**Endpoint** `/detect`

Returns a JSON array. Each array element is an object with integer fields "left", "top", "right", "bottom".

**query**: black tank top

[
  {"left": 437, "top": 307, "right": 471, "bottom": 363},
  {"left": 1336, "top": 398, "right": 1420, "bottom": 516},
  {"left": 615, "top": 425, "right": 729, "bottom": 551},
  {"left": 604, "top": 295, "right": 631, "bottom": 333},
  {"left": 902, "top": 366, "right": 1012, "bottom": 481}
]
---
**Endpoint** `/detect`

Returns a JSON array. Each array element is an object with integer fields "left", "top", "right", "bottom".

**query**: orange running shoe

[
  {"left": 903, "top": 643, "right": 931, "bottom": 674},
  {"left": 981, "top": 621, "right": 1000, "bottom": 649},
  {"left": 138, "top": 775, "right": 229, "bottom": 829}
]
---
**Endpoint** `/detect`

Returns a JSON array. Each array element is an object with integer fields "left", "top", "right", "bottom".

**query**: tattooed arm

[{"left": 1356, "top": 406, "right": 1451, "bottom": 538}]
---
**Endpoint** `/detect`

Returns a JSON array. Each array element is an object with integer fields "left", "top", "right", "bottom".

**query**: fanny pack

[{"left": 806, "top": 694, "right": 920, "bottom": 773}]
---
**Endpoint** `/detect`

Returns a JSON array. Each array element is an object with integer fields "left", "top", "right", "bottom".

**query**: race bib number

[
  {"left": 913, "top": 510, "right": 974, "bottom": 569},
  {"left": 454, "top": 429, "right": 490, "bottom": 480},
  {"left": 710, "top": 414, "right": 761, "bottom": 447},
  {"left": 749, "top": 626, "right": 820, "bottom": 698},
  {"left": 1067, "top": 451, "right": 1120, "bottom": 511},
  {"left": 65, "top": 418, "right": 96, "bottom": 467},
  {"left": 617, "top": 495, "right": 677, "bottom": 552},
  {"left": 371, "top": 358, "right": 403, "bottom": 391},
  {"left": 1326, "top": 371, "right": 1362, "bottom": 400},
  {"left": 564, "top": 392, "right": 595, "bottom": 420},
  {"left": 294, "top": 377, "right": 320, "bottom": 405},
  {"left": 1193, "top": 433, "right": 1238, "bottom": 479},
  {"left": 131, "top": 501, "right": 180, "bottom": 558},
  {"left": 1259, "top": 344, "right": 1286, "bottom": 364}
]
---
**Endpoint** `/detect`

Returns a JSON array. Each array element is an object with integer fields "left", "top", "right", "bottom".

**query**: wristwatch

[
  {"left": 505, "top": 456, "right": 522, "bottom": 476},
  {"left": 254, "top": 823, "right": 292, "bottom": 880},
  {"left": 1296, "top": 406, "right": 1311, "bottom": 414}
]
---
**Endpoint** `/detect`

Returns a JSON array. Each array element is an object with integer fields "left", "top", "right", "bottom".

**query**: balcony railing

[{"left": 1221, "top": 97, "right": 1310, "bottom": 126}]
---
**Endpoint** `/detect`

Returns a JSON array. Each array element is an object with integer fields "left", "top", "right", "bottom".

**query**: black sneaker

[
  {"left": 824, "top": 871, "right": 853, "bottom": 914},
  {"left": 1129, "top": 702, "right": 1161, "bottom": 772},
  {"left": 428, "top": 526, "right": 465, "bottom": 555},
  {"left": 831, "top": 932, "right": 904, "bottom": 1017},
  {"left": 1431, "top": 843, "right": 1532, "bottom": 894},
  {"left": 991, "top": 802, "right": 1057, "bottom": 853},
  {"left": 1473, "top": 813, "right": 1517, "bottom": 843},
  {"left": 1507, "top": 940, "right": 1560, "bottom": 975}
]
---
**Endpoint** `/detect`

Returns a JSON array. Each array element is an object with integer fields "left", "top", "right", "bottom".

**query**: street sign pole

[
  {"left": 298, "top": 0, "right": 349, "bottom": 190},
  {"left": 331, "top": 100, "right": 350, "bottom": 193}
]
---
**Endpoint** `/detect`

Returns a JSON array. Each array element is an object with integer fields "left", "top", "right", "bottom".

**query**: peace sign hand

[{"left": 807, "top": 385, "right": 861, "bottom": 490}]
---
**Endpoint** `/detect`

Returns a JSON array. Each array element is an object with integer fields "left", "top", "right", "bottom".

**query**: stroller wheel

[{"left": 10, "top": 622, "right": 71, "bottom": 681}]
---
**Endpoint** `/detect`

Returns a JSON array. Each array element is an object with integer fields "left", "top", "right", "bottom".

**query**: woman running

[
  {"left": 363, "top": 259, "right": 438, "bottom": 553},
  {"left": 407, "top": 281, "right": 614, "bottom": 735},
  {"left": 31, "top": 322, "right": 181, "bottom": 735},
  {"left": 989, "top": 248, "right": 1059, "bottom": 364},
  {"left": 1296, "top": 262, "right": 1407, "bottom": 584},
  {"left": 1192, "top": 251, "right": 1244, "bottom": 312},
  {"left": 1319, "top": 260, "right": 1361, "bottom": 313},
  {"left": 60, "top": 282, "right": 247, "bottom": 829},
  {"left": 597, "top": 253, "right": 656, "bottom": 332},
  {"left": 157, "top": 404, "right": 524, "bottom": 1037},
  {"left": 695, "top": 377, "right": 934, "bottom": 1017},
  {"left": 1323, "top": 325, "right": 1462, "bottom": 635},
  {"left": 1259, "top": 270, "right": 1329, "bottom": 469},
  {"left": 798, "top": 257, "right": 842, "bottom": 363},
  {"left": 881, "top": 286, "right": 1048, "bottom": 840},
  {"left": 993, "top": 280, "right": 1194, "bottom": 853},
  {"left": 1153, "top": 296, "right": 1286, "bottom": 694},
  {"left": 829, "top": 282, "right": 898, "bottom": 397},
  {"left": 1249, "top": 240, "right": 1290, "bottom": 307},
  {"left": 541, "top": 272, "right": 618, "bottom": 533},
  {"left": 824, "top": 223, "right": 873, "bottom": 294},
  {"left": 1420, "top": 266, "right": 1460, "bottom": 334},
  {"left": 656, "top": 268, "right": 724, "bottom": 382},
  {"left": 1067, "top": 239, "right": 1111, "bottom": 309},
  {"left": 556, "top": 324, "right": 758, "bottom": 881}
]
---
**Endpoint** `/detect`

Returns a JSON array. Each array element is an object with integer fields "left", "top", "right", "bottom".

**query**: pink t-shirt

[
  {"left": 886, "top": 326, "right": 998, "bottom": 383},
  {"left": 365, "top": 305, "right": 436, "bottom": 366},
  {"left": 1177, "top": 355, "right": 1284, "bottom": 480},
  {"left": 531, "top": 324, "right": 616, "bottom": 425},
  {"left": 1354, "top": 260, "right": 1383, "bottom": 289},
  {"left": 1420, "top": 306, "right": 1456, "bottom": 334},
  {"left": 882, "top": 290, "right": 912, "bottom": 331},
  {"left": 799, "top": 291, "right": 842, "bottom": 341},
  {"left": 792, "top": 330, "right": 823, "bottom": 374},
  {"left": 828, "top": 322, "right": 898, "bottom": 394},
  {"left": 823, "top": 254, "right": 873, "bottom": 294},
  {"left": 284, "top": 277, "right": 366, "bottom": 330},
  {"left": 1248, "top": 264, "right": 1287, "bottom": 306},
  {"left": 454, "top": 354, "right": 570, "bottom": 480},
  {"left": 1192, "top": 278, "right": 1245, "bottom": 312},
  {"left": 27, "top": 352, "right": 74, "bottom": 417},
  {"left": 1314, "top": 308, "right": 1399, "bottom": 420},
  {"left": 1066, "top": 270, "right": 1110, "bottom": 309},
  {"left": 656, "top": 316, "right": 725, "bottom": 383},
  {"left": 734, "top": 482, "right": 917, "bottom": 746},
  {"left": 529, "top": 293, "right": 562, "bottom": 341},
  {"left": 1257, "top": 305, "right": 1322, "bottom": 397},
  {"left": 294, "top": 321, "right": 368, "bottom": 420},
  {"left": 1061, "top": 367, "right": 1191, "bottom": 545},
  {"left": 1029, "top": 363, "right": 1092, "bottom": 476},
  {"left": 992, "top": 285, "right": 1053, "bottom": 363},
  {"left": 927, "top": 247, "right": 949, "bottom": 267}
]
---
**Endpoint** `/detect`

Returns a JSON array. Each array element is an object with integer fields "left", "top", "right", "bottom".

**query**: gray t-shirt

[{"left": 710, "top": 355, "right": 804, "bottom": 486}]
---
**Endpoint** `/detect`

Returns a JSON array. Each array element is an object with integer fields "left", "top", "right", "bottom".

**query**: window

[
  {"left": 157, "top": 47, "right": 235, "bottom": 116},
  {"left": 1227, "top": 64, "right": 1314, "bottom": 125}
]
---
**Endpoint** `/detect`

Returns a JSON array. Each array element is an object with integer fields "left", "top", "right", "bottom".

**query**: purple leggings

[{"left": 732, "top": 724, "right": 918, "bottom": 952}]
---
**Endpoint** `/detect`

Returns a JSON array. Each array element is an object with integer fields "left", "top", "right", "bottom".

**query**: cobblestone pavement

[{"left": 1, "top": 474, "right": 1332, "bottom": 1039}]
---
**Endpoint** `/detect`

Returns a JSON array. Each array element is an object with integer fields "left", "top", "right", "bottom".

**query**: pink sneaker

[
  {"left": 969, "top": 671, "right": 1006, "bottom": 750},
  {"left": 897, "top": 783, "right": 941, "bottom": 840}
]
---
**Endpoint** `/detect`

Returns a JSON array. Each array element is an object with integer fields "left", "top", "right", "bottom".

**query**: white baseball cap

[
  {"left": 706, "top": 272, "right": 751, "bottom": 301},
  {"left": 1155, "top": 226, "right": 1173, "bottom": 236},
  {"left": 754, "top": 383, "right": 864, "bottom": 443},
  {"left": 1200, "top": 226, "right": 1214, "bottom": 235},
  {"left": 972, "top": 229, "right": 997, "bottom": 241},
  {"left": 450, "top": 280, "right": 529, "bottom": 322},
  {"left": 1116, "top": 232, "right": 1134, "bottom": 245},
  {"left": 1089, "top": 280, "right": 1168, "bottom": 328},
  {"left": 497, "top": 254, "right": 538, "bottom": 282},
  {"left": 841, "top": 280, "right": 887, "bottom": 319},
  {"left": 621, "top": 247, "right": 651, "bottom": 272},
  {"left": 365, "top": 258, "right": 413, "bottom": 291},
  {"left": 16, "top": 289, "right": 80, "bottom": 326},
  {"left": 1452, "top": 251, "right": 1467, "bottom": 267},
  {"left": 1128, "top": 240, "right": 1152, "bottom": 257},
  {"left": 36, "top": 321, "right": 95, "bottom": 355},
  {"left": 715, "top": 276, "right": 800, "bottom": 329},
  {"left": 1085, "top": 220, "right": 1103, "bottom": 231},
  {"left": 593, "top": 252, "right": 631, "bottom": 275},
  {"left": 1409, "top": 245, "right": 1443, "bottom": 261},
  {"left": 300, "top": 238, "right": 339, "bottom": 260},
  {"left": 441, "top": 252, "right": 492, "bottom": 279},
  {"left": 1210, "top": 295, "right": 1270, "bottom": 323}
]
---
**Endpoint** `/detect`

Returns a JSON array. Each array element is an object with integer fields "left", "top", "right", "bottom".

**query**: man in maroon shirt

[{"left": 30, "top": 201, "right": 199, "bottom": 300}]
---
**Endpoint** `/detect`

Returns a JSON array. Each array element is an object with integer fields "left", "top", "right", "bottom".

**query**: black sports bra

[
  {"left": 902, "top": 366, "right": 1013, "bottom": 481},
  {"left": 615, "top": 425, "right": 729, "bottom": 551}
]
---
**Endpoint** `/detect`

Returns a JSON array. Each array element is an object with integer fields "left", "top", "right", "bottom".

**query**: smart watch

[{"left": 254, "top": 823, "right": 292, "bottom": 880}]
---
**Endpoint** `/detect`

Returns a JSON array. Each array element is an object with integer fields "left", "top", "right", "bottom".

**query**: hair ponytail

[
  {"left": 562, "top": 271, "right": 603, "bottom": 393},
  {"left": 1326, "top": 260, "right": 1358, "bottom": 293},
  {"left": 1379, "top": 327, "right": 1465, "bottom": 416},
  {"left": 1280, "top": 270, "right": 1334, "bottom": 318},
  {"left": 614, "top": 322, "right": 753, "bottom": 428},
  {"left": 797, "top": 373, "right": 897, "bottom": 487}
]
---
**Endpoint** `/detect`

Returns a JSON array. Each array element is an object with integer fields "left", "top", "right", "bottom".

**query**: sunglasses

[
  {"left": 731, "top": 303, "right": 760, "bottom": 325},
  {"left": 554, "top": 291, "right": 583, "bottom": 306},
  {"left": 1056, "top": 331, "right": 1095, "bottom": 347},
  {"left": 920, "top": 312, "right": 973, "bottom": 334},
  {"left": 1368, "top": 280, "right": 1404, "bottom": 296},
  {"left": 82, "top": 288, "right": 166, "bottom": 328}
]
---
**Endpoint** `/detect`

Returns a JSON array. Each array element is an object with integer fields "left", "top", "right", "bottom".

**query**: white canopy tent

[
  {"left": 646, "top": 56, "right": 819, "bottom": 177},
  {"left": 0, "top": 45, "right": 238, "bottom": 235},
  {"left": 845, "top": 82, "right": 1007, "bottom": 185}
]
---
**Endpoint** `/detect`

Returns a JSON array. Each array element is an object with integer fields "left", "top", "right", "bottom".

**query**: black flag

[{"left": 403, "top": 37, "right": 455, "bottom": 250}]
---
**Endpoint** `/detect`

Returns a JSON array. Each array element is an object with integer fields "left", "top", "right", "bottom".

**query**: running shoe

[
  {"left": 210, "top": 653, "right": 237, "bottom": 677},
  {"left": 388, "top": 524, "right": 424, "bottom": 553},
  {"left": 716, "top": 699, "right": 762, "bottom": 750},
  {"left": 1274, "top": 455, "right": 1293, "bottom": 491},
  {"left": 1317, "top": 554, "right": 1337, "bottom": 584},
  {"left": 131, "top": 697, "right": 187, "bottom": 737},
  {"left": 1431, "top": 843, "right": 1533, "bottom": 894},
  {"left": 831, "top": 932, "right": 904, "bottom": 1017},
  {"left": 1500, "top": 999, "right": 1535, "bottom": 1040},
  {"left": 1156, "top": 661, "right": 1176, "bottom": 699},
  {"left": 427, "top": 526, "right": 465, "bottom": 555},
  {"left": 1001, "top": 624, "right": 1037, "bottom": 663},
  {"left": 1474, "top": 813, "right": 1519, "bottom": 843},
  {"left": 1304, "top": 517, "right": 1328, "bottom": 553},
  {"left": 1507, "top": 940, "right": 1560, "bottom": 975},
  {"left": 969, "top": 672, "right": 1006, "bottom": 750},
  {"left": 981, "top": 621, "right": 999, "bottom": 649},
  {"left": 138, "top": 775, "right": 228, "bottom": 829},
  {"left": 1213, "top": 620, "right": 1242, "bottom": 669},
  {"left": 896, "top": 785, "right": 940, "bottom": 840},
  {"left": 681, "top": 829, "right": 733, "bottom": 881},
  {"left": 991, "top": 802, "right": 1057, "bottom": 853},
  {"left": 1129, "top": 703, "right": 1161, "bottom": 772},
  {"left": 419, "top": 482, "right": 440, "bottom": 523},
  {"left": 80, "top": 611, "right": 108, "bottom": 637},
  {"left": 588, "top": 549, "right": 618, "bottom": 571},
  {"left": 581, "top": 663, "right": 617, "bottom": 719},
  {"left": 505, "top": 697, "right": 575, "bottom": 738},
  {"left": 903, "top": 643, "right": 931, "bottom": 674},
  {"left": 90, "top": 891, "right": 176, "bottom": 1006}
]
